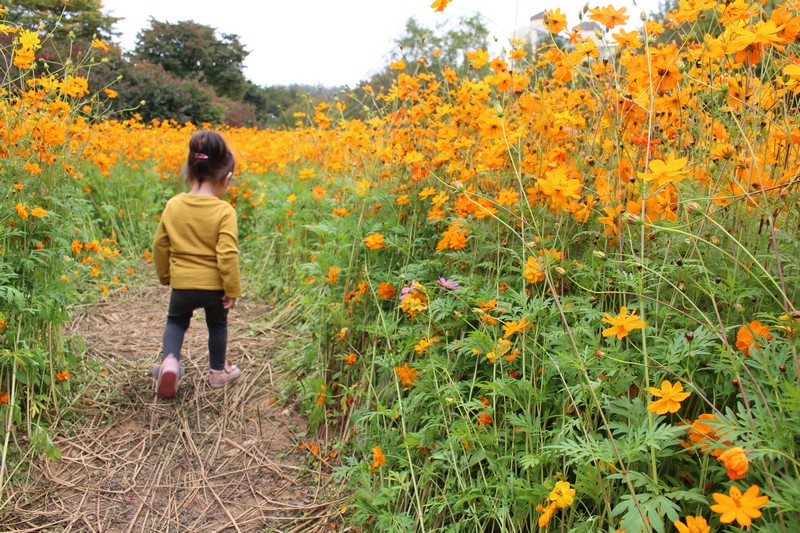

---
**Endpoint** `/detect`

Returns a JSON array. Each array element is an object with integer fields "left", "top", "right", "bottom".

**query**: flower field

[{"left": 2, "top": 1, "right": 800, "bottom": 531}]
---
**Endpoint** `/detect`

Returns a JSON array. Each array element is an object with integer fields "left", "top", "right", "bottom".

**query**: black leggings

[{"left": 162, "top": 289, "right": 228, "bottom": 371}]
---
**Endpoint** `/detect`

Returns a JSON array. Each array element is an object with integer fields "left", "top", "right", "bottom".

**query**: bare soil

[{"left": 5, "top": 286, "right": 340, "bottom": 532}]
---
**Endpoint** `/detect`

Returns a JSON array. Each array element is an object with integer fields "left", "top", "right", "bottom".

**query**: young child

[{"left": 152, "top": 130, "right": 243, "bottom": 399}]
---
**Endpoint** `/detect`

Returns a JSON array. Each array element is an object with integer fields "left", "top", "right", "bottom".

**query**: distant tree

[
  {"left": 134, "top": 19, "right": 249, "bottom": 100},
  {"left": 109, "top": 61, "right": 222, "bottom": 125},
  {"left": 391, "top": 14, "right": 490, "bottom": 76},
  {"left": 341, "top": 14, "right": 491, "bottom": 118},
  {"left": 5, "top": 0, "right": 118, "bottom": 42}
]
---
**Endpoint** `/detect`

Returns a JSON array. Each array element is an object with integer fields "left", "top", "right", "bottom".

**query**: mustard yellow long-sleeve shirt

[{"left": 153, "top": 193, "right": 242, "bottom": 298}]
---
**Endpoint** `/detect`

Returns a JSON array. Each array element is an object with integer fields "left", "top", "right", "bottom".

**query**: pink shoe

[
  {"left": 208, "top": 360, "right": 241, "bottom": 389},
  {"left": 156, "top": 354, "right": 181, "bottom": 399}
]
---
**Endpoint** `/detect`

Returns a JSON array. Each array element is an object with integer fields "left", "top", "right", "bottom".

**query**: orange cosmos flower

[
  {"left": 673, "top": 515, "right": 710, "bottom": 533},
  {"left": 24, "top": 162, "right": 42, "bottom": 175},
  {"left": 647, "top": 380, "right": 691, "bottom": 415},
  {"left": 312, "top": 186, "right": 326, "bottom": 201},
  {"left": 545, "top": 9, "right": 567, "bottom": 33},
  {"left": 502, "top": 317, "right": 530, "bottom": 338},
  {"left": 710, "top": 484, "right": 769, "bottom": 527},
  {"left": 15, "top": 203, "right": 29, "bottom": 220},
  {"left": 718, "top": 446, "right": 749, "bottom": 480},
  {"left": 476, "top": 412, "right": 493, "bottom": 426},
  {"left": 495, "top": 188, "right": 519, "bottom": 207},
  {"left": 430, "top": 0, "right": 453, "bottom": 12},
  {"left": 601, "top": 306, "right": 646, "bottom": 339},
  {"left": 394, "top": 363, "right": 418, "bottom": 387},
  {"left": 364, "top": 232, "right": 385, "bottom": 250},
  {"left": 436, "top": 222, "right": 468, "bottom": 252},
  {"left": 523, "top": 248, "right": 562, "bottom": 284},
  {"left": 537, "top": 167, "right": 581, "bottom": 209},
  {"left": 371, "top": 446, "right": 386, "bottom": 469},
  {"left": 537, "top": 502, "right": 557, "bottom": 527},
  {"left": 613, "top": 28, "right": 642, "bottom": 48},
  {"left": 682, "top": 413, "right": 734, "bottom": 456},
  {"left": 326, "top": 266, "right": 340, "bottom": 284},
  {"left": 31, "top": 207, "right": 47, "bottom": 217},
  {"left": 56, "top": 371, "right": 71, "bottom": 381},
  {"left": 345, "top": 353, "right": 357, "bottom": 365},
  {"left": 414, "top": 337, "right": 437, "bottom": 355},
  {"left": 13, "top": 47, "right": 36, "bottom": 69},
  {"left": 376, "top": 282, "right": 397, "bottom": 299},
  {"left": 735, "top": 320, "right": 772, "bottom": 356},
  {"left": 589, "top": 4, "right": 629, "bottom": 29},
  {"left": 597, "top": 205, "right": 623, "bottom": 238}
]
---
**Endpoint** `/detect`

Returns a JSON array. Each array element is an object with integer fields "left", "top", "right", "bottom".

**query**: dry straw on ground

[{"left": 4, "top": 286, "right": 340, "bottom": 532}]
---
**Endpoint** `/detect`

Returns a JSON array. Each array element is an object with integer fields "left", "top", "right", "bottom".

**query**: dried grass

[{"left": 3, "top": 286, "right": 341, "bottom": 532}]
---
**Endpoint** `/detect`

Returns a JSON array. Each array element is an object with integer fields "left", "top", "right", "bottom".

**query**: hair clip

[{"left": 194, "top": 153, "right": 209, "bottom": 159}]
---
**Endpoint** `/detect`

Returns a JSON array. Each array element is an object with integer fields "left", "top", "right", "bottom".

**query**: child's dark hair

[{"left": 186, "top": 130, "right": 235, "bottom": 184}]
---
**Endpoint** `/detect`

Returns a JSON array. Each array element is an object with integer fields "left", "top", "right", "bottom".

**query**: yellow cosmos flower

[
  {"left": 18, "top": 29, "right": 41, "bottom": 51},
  {"left": 91, "top": 38, "right": 109, "bottom": 52},
  {"left": 601, "top": 306, "right": 646, "bottom": 339},
  {"left": 59, "top": 75, "right": 89, "bottom": 98},
  {"left": 548, "top": 480, "right": 576, "bottom": 508},
  {"left": 637, "top": 153, "right": 690, "bottom": 189},
  {"left": 647, "top": 380, "right": 691, "bottom": 415}
]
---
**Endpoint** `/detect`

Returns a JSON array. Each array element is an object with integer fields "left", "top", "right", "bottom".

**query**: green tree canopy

[
  {"left": 5, "top": 0, "right": 118, "bottom": 42},
  {"left": 133, "top": 19, "right": 249, "bottom": 100},
  {"left": 392, "top": 14, "right": 490, "bottom": 76}
]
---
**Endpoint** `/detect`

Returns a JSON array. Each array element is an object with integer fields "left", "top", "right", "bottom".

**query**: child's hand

[{"left": 222, "top": 295, "right": 236, "bottom": 310}]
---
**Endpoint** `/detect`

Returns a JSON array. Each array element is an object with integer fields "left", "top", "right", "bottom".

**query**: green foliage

[
  {"left": 392, "top": 15, "right": 490, "bottom": 77},
  {"left": 134, "top": 18, "right": 249, "bottom": 100},
  {"left": 4, "top": 0, "right": 118, "bottom": 42},
  {"left": 109, "top": 61, "right": 224, "bottom": 124}
]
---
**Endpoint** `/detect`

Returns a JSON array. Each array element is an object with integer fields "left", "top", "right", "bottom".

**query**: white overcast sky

[{"left": 101, "top": 0, "right": 662, "bottom": 87}]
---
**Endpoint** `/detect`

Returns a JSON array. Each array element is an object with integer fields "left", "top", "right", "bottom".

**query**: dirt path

[{"left": 6, "top": 286, "right": 338, "bottom": 532}]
